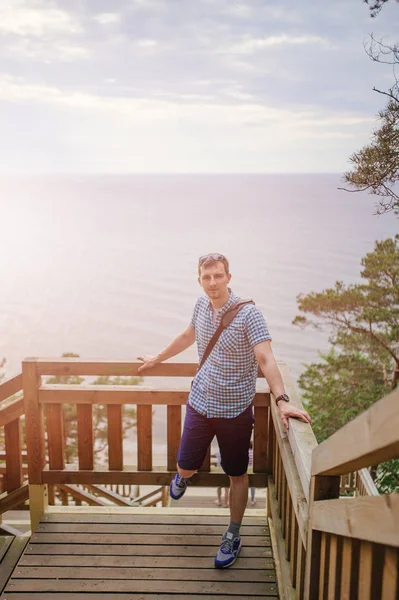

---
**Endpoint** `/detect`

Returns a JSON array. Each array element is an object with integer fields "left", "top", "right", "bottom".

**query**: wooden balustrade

[
  {"left": 3, "top": 356, "right": 395, "bottom": 599},
  {"left": 0, "top": 373, "right": 29, "bottom": 519},
  {"left": 22, "top": 358, "right": 272, "bottom": 528},
  {"left": 303, "top": 388, "right": 399, "bottom": 600}
]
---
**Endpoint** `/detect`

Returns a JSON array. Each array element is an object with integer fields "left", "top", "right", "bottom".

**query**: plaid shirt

[{"left": 188, "top": 290, "right": 272, "bottom": 418}]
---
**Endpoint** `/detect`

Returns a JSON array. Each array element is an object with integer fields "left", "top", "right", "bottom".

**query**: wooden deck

[{"left": 0, "top": 509, "right": 278, "bottom": 599}]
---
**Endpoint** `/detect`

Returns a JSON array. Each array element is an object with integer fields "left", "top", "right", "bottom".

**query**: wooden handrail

[
  {"left": 0, "top": 374, "right": 23, "bottom": 403},
  {"left": 0, "top": 373, "right": 26, "bottom": 514},
  {"left": 312, "top": 388, "right": 399, "bottom": 477}
]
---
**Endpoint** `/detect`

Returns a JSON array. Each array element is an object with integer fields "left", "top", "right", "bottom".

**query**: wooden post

[
  {"left": 161, "top": 486, "right": 169, "bottom": 507},
  {"left": 303, "top": 475, "right": 340, "bottom": 600},
  {"left": 4, "top": 418, "right": 23, "bottom": 492},
  {"left": 23, "top": 359, "right": 48, "bottom": 531},
  {"left": 29, "top": 484, "right": 48, "bottom": 532}
]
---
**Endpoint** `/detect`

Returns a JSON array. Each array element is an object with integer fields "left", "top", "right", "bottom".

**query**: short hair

[{"left": 198, "top": 253, "right": 230, "bottom": 276}]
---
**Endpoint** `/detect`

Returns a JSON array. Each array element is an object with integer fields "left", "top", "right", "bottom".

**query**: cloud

[
  {"left": 4, "top": 38, "right": 92, "bottom": 62},
  {"left": 229, "top": 34, "right": 330, "bottom": 55},
  {"left": 94, "top": 13, "right": 121, "bottom": 25},
  {"left": 0, "top": 74, "right": 373, "bottom": 134},
  {"left": 135, "top": 39, "right": 158, "bottom": 48},
  {"left": 0, "top": 0, "right": 83, "bottom": 37}
]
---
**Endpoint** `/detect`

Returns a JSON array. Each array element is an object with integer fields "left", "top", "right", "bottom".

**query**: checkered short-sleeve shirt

[{"left": 188, "top": 290, "right": 272, "bottom": 418}]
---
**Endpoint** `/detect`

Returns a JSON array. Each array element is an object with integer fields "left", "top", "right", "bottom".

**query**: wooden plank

[
  {"left": 327, "top": 534, "right": 342, "bottom": 600},
  {"left": 34, "top": 522, "right": 269, "bottom": 536},
  {"left": 45, "top": 404, "right": 65, "bottom": 470},
  {"left": 0, "top": 594, "right": 275, "bottom": 600},
  {"left": 19, "top": 554, "right": 274, "bottom": 569},
  {"left": 312, "top": 388, "right": 399, "bottom": 477},
  {"left": 281, "top": 471, "right": 287, "bottom": 536},
  {"left": 137, "top": 405, "right": 152, "bottom": 471},
  {"left": 84, "top": 484, "right": 132, "bottom": 507},
  {"left": 358, "top": 541, "right": 373, "bottom": 600},
  {"left": 340, "top": 537, "right": 353, "bottom": 600},
  {"left": 12, "top": 565, "right": 275, "bottom": 583},
  {"left": 269, "top": 390, "right": 309, "bottom": 548},
  {"left": 304, "top": 475, "right": 340, "bottom": 600},
  {"left": 25, "top": 543, "right": 272, "bottom": 557},
  {"left": 296, "top": 536, "right": 305, "bottom": 600},
  {"left": 107, "top": 405, "right": 123, "bottom": 470},
  {"left": 276, "top": 363, "right": 317, "bottom": 502},
  {"left": 381, "top": 547, "right": 399, "bottom": 600},
  {"left": 0, "top": 536, "right": 13, "bottom": 562},
  {"left": 0, "top": 398, "right": 24, "bottom": 428},
  {"left": 0, "top": 482, "right": 29, "bottom": 515},
  {"left": 36, "top": 361, "right": 199, "bottom": 377},
  {"left": 56, "top": 484, "right": 107, "bottom": 507},
  {"left": 278, "top": 455, "right": 283, "bottom": 517},
  {"left": 39, "top": 385, "right": 270, "bottom": 406},
  {"left": 3, "top": 579, "right": 278, "bottom": 596},
  {"left": 312, "top": 495, "right": 399, "bottom": 547},
  {"left": 267, "top": 476, "right": 296, "bottom": 600},
  {"left": 4, "top": 418, "right": 23, "bottom": 492},
  {"left": 77, "top": 404, "right": 94, "bottom": 470},
  {"left": 167, "top": 405, "right": 181, "bottom": 471},
  {"left": 41, "top": 469, "right": 268, "bottom": 487},
  {"left": 29, "top": 532, "right": 270, "bottom": 546},
  {"left": 0, "top": 535, "right": 30, "bottom": 593},
  {"left": 285, "top": 491, "right": 292, "bottom": 560},
  {"left": 0, "top": 373, "right": 23, "bottom": 403},
  {"left": 23, "top": 361, "right": 46, "bottom": 484},
  {"left": 35, "top": 359, "right": 268, "bottom": 379},
  {"left": 253, "top": 405, "right": 268, "bottom": 472},
  {"left": 41, "top": 512, "right": 267, "bottom": 525},
  {"left": 266, "top": 406, "right": 273, "bottom": 473},
  {"left": 290, "top": 508, "right": 299, "bottom": 587},
  {"left": 318, "top": 532, "right": 330, "bottom": 600}
]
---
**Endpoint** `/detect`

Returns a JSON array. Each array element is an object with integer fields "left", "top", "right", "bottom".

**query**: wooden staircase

[{"left": 0, "top": 507, "right": 278, "bottom": 599}]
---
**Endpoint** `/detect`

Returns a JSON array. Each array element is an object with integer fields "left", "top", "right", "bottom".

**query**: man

[{"left": 138, "top": 253, "right": 311, "bottom": 569}]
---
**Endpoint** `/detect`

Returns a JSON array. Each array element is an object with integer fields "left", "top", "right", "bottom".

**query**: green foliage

[
  {"left": 375, "top": 459, "right": 399, "bottom": 493},
  {"left": 343, "top": 36, "right": 399, "bottom": 213},
  {"left": 294, "top": 235, "right": 399, "bottom": 391},
  {"left": 298, "top": 349, "right": 387, "bottom": 442},
  {"left": 294, "top": 237, "right": 399, "bottom": 493},
  {"left": 46, "top": 353, "right": 141, "bottom": 465}
]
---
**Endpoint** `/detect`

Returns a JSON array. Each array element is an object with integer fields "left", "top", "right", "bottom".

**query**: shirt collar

[{"left": 207, "top": 288, "right": 238, "bottom": 316}]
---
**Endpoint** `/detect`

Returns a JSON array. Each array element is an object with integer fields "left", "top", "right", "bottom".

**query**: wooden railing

[
  {"left": 305, "top": 388, "right": 398, "bottom": 599},
  {"left": 22, "top": 357, "right": 272, "bottom": 529},
  {"left": 4, "top": 357, "right": 395, "bottom": 599},
  {"left": 267, "top": 361, "right": 398, "bottom": 600},
  {"left": 0, "top": 374, "right": 29, "bottom": 521}
]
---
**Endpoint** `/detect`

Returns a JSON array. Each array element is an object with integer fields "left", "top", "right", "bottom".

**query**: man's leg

[
  {"left": 229, "top": 473, "right": 248, "bottom": 522},
  {"left": 170, "top": 404, "right": 213, "bottom": 500},
  {"left": 213, "top": 405, "right": 253, "bottom": 568}
]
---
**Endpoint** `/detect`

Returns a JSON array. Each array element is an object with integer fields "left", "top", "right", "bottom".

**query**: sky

[{"left": 0, "top": 0, "right": 398, "bottom": 174}]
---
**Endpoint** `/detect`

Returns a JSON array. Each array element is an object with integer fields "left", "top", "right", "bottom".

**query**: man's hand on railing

[
  {"left": 137, "top": 355, "right": 159, "bottom": 373},
  {"left": 278, "top": 402, "right": 312, "bottom": 430}
]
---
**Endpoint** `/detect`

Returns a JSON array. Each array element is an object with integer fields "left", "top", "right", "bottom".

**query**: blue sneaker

[
  {"left": 169, "top": 473, "right": 188, "bottom": 500},
  {"left": 214, "top": 532, "right": 242, "bottom": 568}
]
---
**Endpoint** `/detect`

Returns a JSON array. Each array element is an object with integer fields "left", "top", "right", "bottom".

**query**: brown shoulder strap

[{"left": 197, "top": 299, "right": 254, "bottom": 372}]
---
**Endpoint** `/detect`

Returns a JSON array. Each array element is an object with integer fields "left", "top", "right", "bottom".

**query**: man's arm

[
  {"left": 137, "top": 325, "right": 196, "bottom": 373},
  {"left": 254, "top": 340, "right": 312, "bottom": 430}
]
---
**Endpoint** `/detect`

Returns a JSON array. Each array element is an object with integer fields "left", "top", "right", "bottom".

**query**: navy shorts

[{"left": 177, "top": 403, "right": 254, "bottom": 477}]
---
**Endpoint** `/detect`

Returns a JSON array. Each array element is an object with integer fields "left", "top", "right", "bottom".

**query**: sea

[{"left": 1, "top": 174, "right": 397, "bottom": 459}]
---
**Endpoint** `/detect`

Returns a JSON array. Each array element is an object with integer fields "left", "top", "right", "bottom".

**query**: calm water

[{"left": 1, "top": 174, "right": 397, "bottom": 454}]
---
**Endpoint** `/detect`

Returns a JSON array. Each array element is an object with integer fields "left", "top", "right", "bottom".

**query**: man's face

[{"left": 198, "top": 261, "right": 231, "bottom": 300}]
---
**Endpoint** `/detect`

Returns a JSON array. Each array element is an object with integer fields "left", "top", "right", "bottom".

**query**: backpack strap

[{"left": 197, "top": 299, "right": 254, "bottom": 373}]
